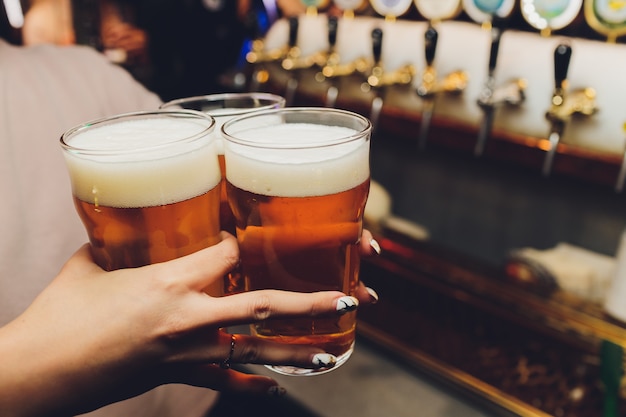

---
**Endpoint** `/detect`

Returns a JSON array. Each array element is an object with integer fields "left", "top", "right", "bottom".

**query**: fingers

[
  {"left": 219, "top": 333, "right": 336, "bottom": 370},
  {"left": 175, "top": 364, "right": 286, "bottom": 397},
  {"left": 203, "top": 290, "right": 358, "bottom": 328},
  {"left": 147, "top": 232, "right": 239, "bottom": 291}
]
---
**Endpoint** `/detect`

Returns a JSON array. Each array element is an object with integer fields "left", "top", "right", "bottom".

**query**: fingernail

[
  {"left": 366, "top": 287, "right": 379, "bottom": 304},
  {"left": 370, "top": 238, "right": 381, "bottom": 256},
  {"left": 336, "top": 296, "right": 358, "bottom": 314},
  {"left": 312, "top": 353, "right": 337, "bottom": 368},
  {"left": 267, "top": 386, "right": 287, "bottom": 397}
]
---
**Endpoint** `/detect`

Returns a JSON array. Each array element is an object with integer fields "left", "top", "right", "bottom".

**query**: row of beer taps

[{"left": 245, "top": 11, "right": 599, "bottom": 180}]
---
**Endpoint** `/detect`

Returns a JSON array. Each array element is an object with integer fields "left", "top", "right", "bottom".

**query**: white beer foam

[
  {"left": 210, "top": 108, "right": 283, "bottom": 155},
  {"left": 63, "top": 118, "right": 221, "bottom": 208},
  {"left": 225, "top": 123, "right": 370, "bottom": 197}
]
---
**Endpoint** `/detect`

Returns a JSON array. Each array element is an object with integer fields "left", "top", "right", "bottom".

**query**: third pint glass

[
  {"left": 222, "top": 107, "right": 372, "bottom": 375},
  {"left": 160, "top": 92, "right": 286, "bottom": 234}
]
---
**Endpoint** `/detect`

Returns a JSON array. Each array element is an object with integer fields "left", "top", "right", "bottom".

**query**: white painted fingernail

[
  {"left": 366, "top": 287, "right": 379, "bottom": 304},
  {"left": 370, "top": 238, "right": 381, "bottom": 255},
  {"left": 336, "top": 296, "right": 358, "bottom": 314},
  {"left": 312, "top": 353, "right": 337, "bottom": 368}
]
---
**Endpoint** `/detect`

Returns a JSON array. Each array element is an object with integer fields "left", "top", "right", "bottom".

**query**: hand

[{"left": 0, "top": 233, "right": 360, "bottom": 416}]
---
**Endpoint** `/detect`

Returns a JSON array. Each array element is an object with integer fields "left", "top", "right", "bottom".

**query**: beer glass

[
  {"left": 159, "top": 93, "right": 286, "bottom": 235},
  {"left": 221, "top": 107, "right": 372, "bottom": 375},
  {"left": 60, "top": 110, "right": 222, "bottom": 294}
]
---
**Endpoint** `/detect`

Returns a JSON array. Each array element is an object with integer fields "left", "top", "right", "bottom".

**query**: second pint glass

[
  {"left": 160, "top": 92, "right": 286, "bottom": 234},
  {"left": 222, "top": 107, "right": 372, "bottom": 375},
  {"left": 60, "top": 110, "right": 222, "bottom": 293}
]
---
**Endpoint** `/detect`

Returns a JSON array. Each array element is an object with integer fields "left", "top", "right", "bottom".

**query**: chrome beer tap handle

[
  {"left": 365, "top": 27, "right": 385, "bottom": 135},
  {"left": 417, "top": 25, "right": 439, "bottom": 149},
  {"left": 316, "top": 14, "right": 341, "bottom": 107},
  {"left": 543, "top": 43, "right": 597, "bottom": 176},
  {"left": 316, "top": 15, "right": 370, "bottom": 82},
  {"left": 475, "top": 15, "right": 518, "bottom": 157},
  {"left": 365, "top": 27, "right": 415, "bottom": 89},
  {"left": 542, "top": 43, "right": 572, "bottom": 177},
  {"left": 281, "top": 16, "right": 304, "bottom": 70},
  {"left": 365, "top": 27, "right": 385, "bottom": 88}
]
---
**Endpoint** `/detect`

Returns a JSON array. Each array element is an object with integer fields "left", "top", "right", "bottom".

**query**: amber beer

[
  {"left": 222, "top": 108, "right": 372, "bottom": 375},
  {"left": 60, "top": 110, "right": 222, "bottom": 293},
  {"left": 160, "top": 93, "right": 286, "bottom": 235}
]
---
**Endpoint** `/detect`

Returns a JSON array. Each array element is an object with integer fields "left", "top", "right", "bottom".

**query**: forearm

[
  {"left": 0, "top": 320, "right": 68, "bottom": 416},
  {"left": 0, "top": 317, "right": 119, "bottom": 417}
]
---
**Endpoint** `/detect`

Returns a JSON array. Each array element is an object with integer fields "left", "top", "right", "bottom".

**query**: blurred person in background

[{"left": 20, "top": 0, "right": 322, "bottom": 100}]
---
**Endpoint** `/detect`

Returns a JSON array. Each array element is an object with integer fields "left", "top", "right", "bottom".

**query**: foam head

[
  {"left": 60, "top": 110, "right": 221, "bottom": 208},
  {"left": 222, "top": 108, "right": 372, "bottom": 197}
]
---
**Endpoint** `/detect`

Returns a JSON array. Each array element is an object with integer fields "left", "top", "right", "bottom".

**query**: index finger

[{"left": 200, "top": 290, "right": 359, "bottom": 329}]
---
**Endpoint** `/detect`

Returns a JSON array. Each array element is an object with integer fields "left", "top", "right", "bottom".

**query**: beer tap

[
  {"left": 542, "top": 43, "right": 598, "bottom": 177},
  {"left": 281, "top": 16, "right": 311, "bottom": 105},
  {"left": 474, "top": 16, "right": 525, "bottom": 157},
  {"left": 365, "top": 27, "right": 386, "bottom": 134},
  {"left": 315, "top": 14, "right": 370, "bottom": 107},
  {"left": 363, "top": 0, "right": 415, "bottom": 133},
  {"left": 416, "top": 25, "right": 468, "bottom": 149},
  {"left": 363, "top": 27, "right": 416, "bottom": 134}
]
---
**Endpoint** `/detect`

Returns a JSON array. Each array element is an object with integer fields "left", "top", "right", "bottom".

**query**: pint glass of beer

[
  {"left": 160, "top": 93, "right": 286, "bottom": 234},
  {"left": 221, "top": 107, "right": 372, "bottom": 375},
  {"left": 60, "top": 110, "right": 222, "bottom": 293}
]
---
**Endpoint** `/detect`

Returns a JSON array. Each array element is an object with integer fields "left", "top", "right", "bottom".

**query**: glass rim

[
  {"left": 159, "top": 92, "right": 286, "bottom": 116},
  {"left": 220, "top": 107, "right": 372, "bottom": 150},
  {"left": 59, "top": 109, "right": 216, "bottom": 157}
]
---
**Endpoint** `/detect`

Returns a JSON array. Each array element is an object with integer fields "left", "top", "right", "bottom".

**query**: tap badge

[
  {"left": 413, "top": 0, "right": 463, "bottom": 21},
  {"left": 334, "top": 0, "right": 367, "bottom": 11},
  {"left": 463, "top": 0, "right": 515, "bottom": 22},
  {"left": 584, "top": 0, "right": 626, "bottom": 41},
  {"left": 369, "top": 0, "right": 413, "bottom": 17},
  {"left": 520, "top": 0, "right": 583, "bottom": 32}
]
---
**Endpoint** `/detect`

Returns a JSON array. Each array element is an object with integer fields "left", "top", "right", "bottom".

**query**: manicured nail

[
  {"left": 366, "top": 287, "right": 379, "bottom": 304},
  {"left": 370, "top": 238, "right": 381, "bottom": 255},
  {"left": 336, "top": 296, "right": 358, "bottom": 314},
  {"left": 267, "top": 386, "right": 287, "bottom": 397},
  {"left": 312, "top": 353, "right": 337, "bottom": 368}
]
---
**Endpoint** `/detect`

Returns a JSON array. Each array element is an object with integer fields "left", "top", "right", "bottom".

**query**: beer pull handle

[
  {"left": 282, "top": 16, "right": 301, "bottom": 69},
  {"left": 417, "top": 26, "right": 438, "bottom": 149},
  {"left": 487, "top": 16, "right": 506, "bottom": 77},
  {"left": 542, "top": 43, "right": 573, "bottom": 177},
  {"left": 322, "top": 15, "right": 340, "bottom": 108},
  {"left": 367, "top": 28, "right": 384, "bottom": 135},
  {"left": 474, "top": 16, "right": 508, "bottom": 157},
  {"left": 328, "top": 15, "right": 338, "bottom": 50},
  {"left": 288, "top": 15, "right": 299, "bottom": 49},
  {"left": 424, "top": 25, "right": 438, "bottom": 67},
  {"left": 554, "top": 43, "right": 572, "bottom": 87},
  {"left": 372, "top": 27, "right": 383, "bottom": 65},
  {"left": 553, "top": 43, "right": 572, "bottom": 100}
]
